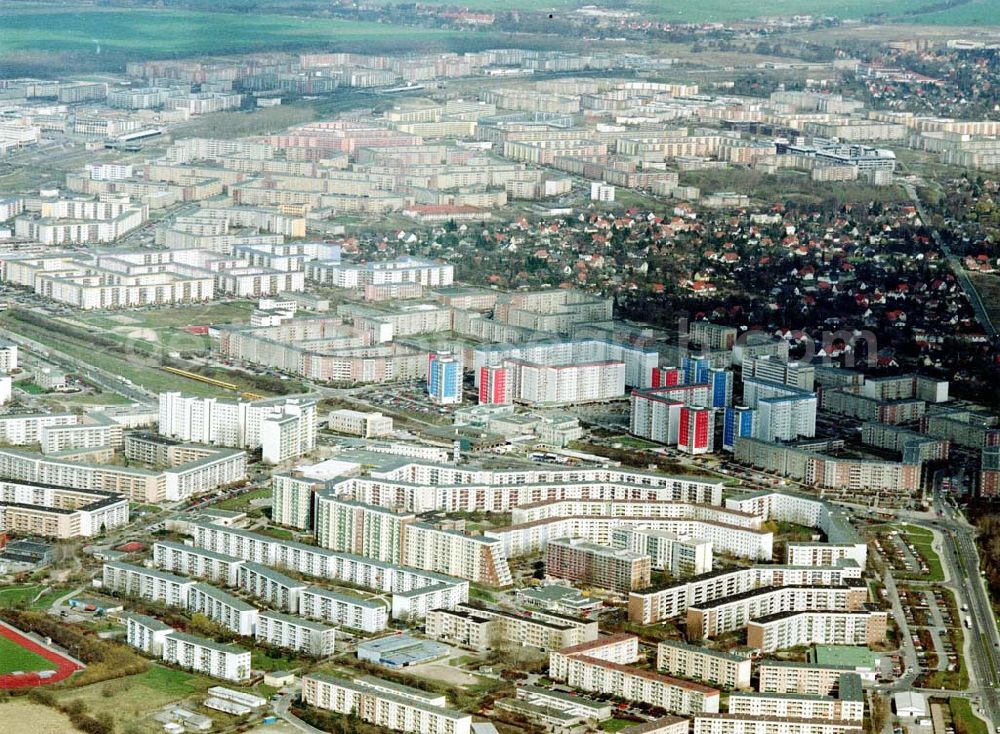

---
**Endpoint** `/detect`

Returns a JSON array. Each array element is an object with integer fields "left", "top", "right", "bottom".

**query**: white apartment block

[
  {"left": 0, "top": 413, "right": 77, "bottom": 444},
  {"left": 689, "top": 321, "right": 738, "bottom": 351},
  {"left": 549, "top": 634, "right": 641, "bottom": 676},
  {"left": 272, "top": 472, "right": 326, "bottom": 530},
  {"left": 627, "top": 563, "right": 864, "bottom": 625},
  {"left": 401, "top": 522, "right": 514, "bottom": 587},
  {"left": 630, "top": 390, "right": 692, "bottom": 445},
  {"left": 511, "top": 499, "right": 760, "bottom": 528},
  {"left": 757, "top": 663, "right": 856, "bottom": 695},
  {"left": 161, "top": 631, "right": 251, "bottom": 683},
  {"left": 724, "top": 492, "right": 867, "bottom": 570},
  {"left": 426, "top": 602, "right": 598, "bottom": 652},
  {"left": 123, "top": 612, "right": 174, "bottom": 656},
  {"left": 0, "top": 481, "right": 128, "bottom": 538},
  {"left": 549, "top": 635, "right": 721, "bottom": 715},
  {"left": 261, "top": 404, "right": 317, "bottom": 464},
  {"left": 0, "top": 341, "right": 18, "bottom": 373},
  {"left": 302, "top": 673, "right": 471, "bottom": 734},
  {"left": 740, "top": 377, "right": 817, "bottom": 441},
  {"left": 187, "top": 582, "right": 259, "bottom": 637},
  {"left": 502, "top": 358, "right": 626, "bottom": 406},
  {"left": 786, "top": 544, "right": 861, "bottom": 568},
  {"left": 102, "top": 561, "right": 195, "bottom": 608},
  {"left": 612, "top": 526, "right": 713, "bottom": 576},
  {"left": 747, "top": 610, "right": 888, "bottom": 653},
  {"left": 656, "top": 641, "right": 752, "bottom": 690},
  {"left": 14, "top": 203, "right": 147, "bottom": 245},
  {"left": 0, "top": 443, "right": 246, "bottom": 504},
  {"left": 729, "top": 683, "right": 864, "bottom": 722},
  {"left": 256, "top": 610, "right": 336, "bottom": 657},
  {"left": 86, "top": 162, "right": 135, "bottom": 180},
  {"left": 190, "top": 521, "right": 469, "bottom": 620},
  {"left": 693, "top": 715, "right": 862, "bottom": 734},
  {"left": 486, "top": 515, "right": 771, "bottom": 561},
  {"left": 298, "top": 586, "right": 388, "bottom": 633},
  {"left": 744, "top": 357, "right": 815, "bottom": 391},
  {"left": 39, "top": 414, "right": 124, "bottom": 454},
  {"left": 756, "top": 394, "right": 818, "bottom": 442},
  {"left": 152, "top": 540, "right": 245, "bottom": 587},
  {"left": 306, "top": 256, "right": 454, "bottom": 289},
  {"left": 158, "top": 392, "right": 317, "bottom": 464},
  {"left": 686, "top": 584, "right": 869, "bottom": 640},
  {"left": 334, "top": 463, "right": 724, "bottom": 514},
  {"left": 391, "top": 581, "right": 468, "bottom": 622},
  {"left": 474, "top": 338, "right": 658, "bottom": 390},
  {"left": 328, "top": 409, "right": 393, "bottom": 438},
  {"left": 237, "top": 562, "right": 307, "bottom": 613},
  {"left": 314, "top": 493, "right": 414, "bottom": 564}
]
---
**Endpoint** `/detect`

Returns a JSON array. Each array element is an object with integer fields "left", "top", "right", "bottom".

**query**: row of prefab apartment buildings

[
  {"left": 271, "top": 463, "right": 878, "bottom": 630},
  {"left": 0, "top": 237, "right": 990, "bottom": 489},
  {"left": 1, "top": 368, "right": 995, "bottom": 547},
  {"left": 0, "top": 390, "right": 323, "bottom": 537},
  {"left": 104, "top": 517, "right": 875, "bottom": 734},
  {"left": 80, "top": 447, "right": 876, "bottom": 617},
  {"left": 0, "top": 384, "right": 923, "bottom": 597},
  {"left": 100, "top": 493, "right": 877, "bottom": 734}
]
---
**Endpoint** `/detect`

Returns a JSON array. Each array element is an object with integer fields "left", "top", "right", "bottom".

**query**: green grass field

[
  {"left": 56, "top": 664, "right": 217, "bottom": 734},
  {"left": 612, "top": 435, "right": 660, "bottom": 449},
  {"left": 898, "top": 523, "right": 945, "bottom": 583},
  {"left": 258, "top": 526, "right": 296, "bottom": 540},
  {"left": 0, "top": 310, "right": 286, "bottom": 399},
  {"left": 0, "top": 585, "right": 42, "bottom": 608},
  {"left": 0, "top": 0, "right": 992, "bottom": 74},
  {"left": 901, "top": 0, "right": 1000, "bottom": 25},
  {"left": 0, "top": 636, "right": 54, "bottom": 674},
  {"left": 301, "top": 0, "right": 1000, "bottom": 23},
  {"left": 209, "top": 487, "right": 272, "bottom": 511},
  {"left": 951, "top": 697, "right": 989, "bottom": 734},
  {"left": 599, "top": 719, "right": 640, "bottom": 733},
  {"left": 73, "top": 302, "right": 257, "bottom": 356},
  {"left": 0, "top": 6, "right": 528, "bottom": 72},
  {"left": 251, "top": 648, "right": 305, "bottom": 672},
  {"left": 42, "top": 392, "right": 134, "bottom": 407},
  {"left": 0, "top": 585, "right": 71, "bottom": 612},
  {"left": 637, "top": 0, "right": 997, "bottom": 23},
  {"left": 79, "top": 302, "right": 255, "bottom": 330}
]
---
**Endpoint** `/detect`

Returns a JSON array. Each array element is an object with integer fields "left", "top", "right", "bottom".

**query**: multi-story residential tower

[{"left": 427, "top": 351, "right": 462, "bottom": 405}]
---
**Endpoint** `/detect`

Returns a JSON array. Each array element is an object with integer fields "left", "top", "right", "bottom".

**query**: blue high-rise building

[
  {"left": 708, "top": 368, "right": 733, "bottom": 409},
  {"left": 683, "top": 355, "right": 711, "bottom": 385},
  {"left": 427, "top": 351, "right": 463, "bottom": 405},
  {"left": 723, "top": 406, "right": 757, "bottom": 452}
]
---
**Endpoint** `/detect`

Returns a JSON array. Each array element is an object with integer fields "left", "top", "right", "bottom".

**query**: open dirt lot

[
  {"left": 406, "top": 660, "right": 482, "bottom": 687},
  {"left": 0, "top": 700, "right": 82, "bottom": 734}
]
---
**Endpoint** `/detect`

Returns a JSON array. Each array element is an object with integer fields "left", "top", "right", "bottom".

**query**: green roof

[
  {"left": 810, "top": 646, "right": 879, "bottom": 669},
  {"left": 838, "top": 673, "right": 864, "bottom": 701}
]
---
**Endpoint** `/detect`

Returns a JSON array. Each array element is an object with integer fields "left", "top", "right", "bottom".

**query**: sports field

[
  {"left": 0, "top": 636, "right": 53, "bottom": 675},
  {"left": 0, "top": 621, "right": 83, "bottom": 689}
]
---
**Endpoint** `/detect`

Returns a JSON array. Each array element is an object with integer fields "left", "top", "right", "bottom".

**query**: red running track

[{"left": 0, "top": 622, "right": 83, "bottom": 689}]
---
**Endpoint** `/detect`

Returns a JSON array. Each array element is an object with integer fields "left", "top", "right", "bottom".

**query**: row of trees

[
  {"left": 975, "top": 514, "right": 1000, "bottom": 610},
  {"left": 23, "top": 689, "right": 116, "bottom": 734}
]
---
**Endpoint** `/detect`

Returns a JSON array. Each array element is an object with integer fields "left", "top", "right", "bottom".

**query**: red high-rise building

[
  {"left": 678, "top": 406, "right": 714, "bottom": 455},
  {"left": 478, "top": 365, "right": 511, "bottom": 405},
  {"left": 651, "top": 366, "right": 683, "bottom": 388}
]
